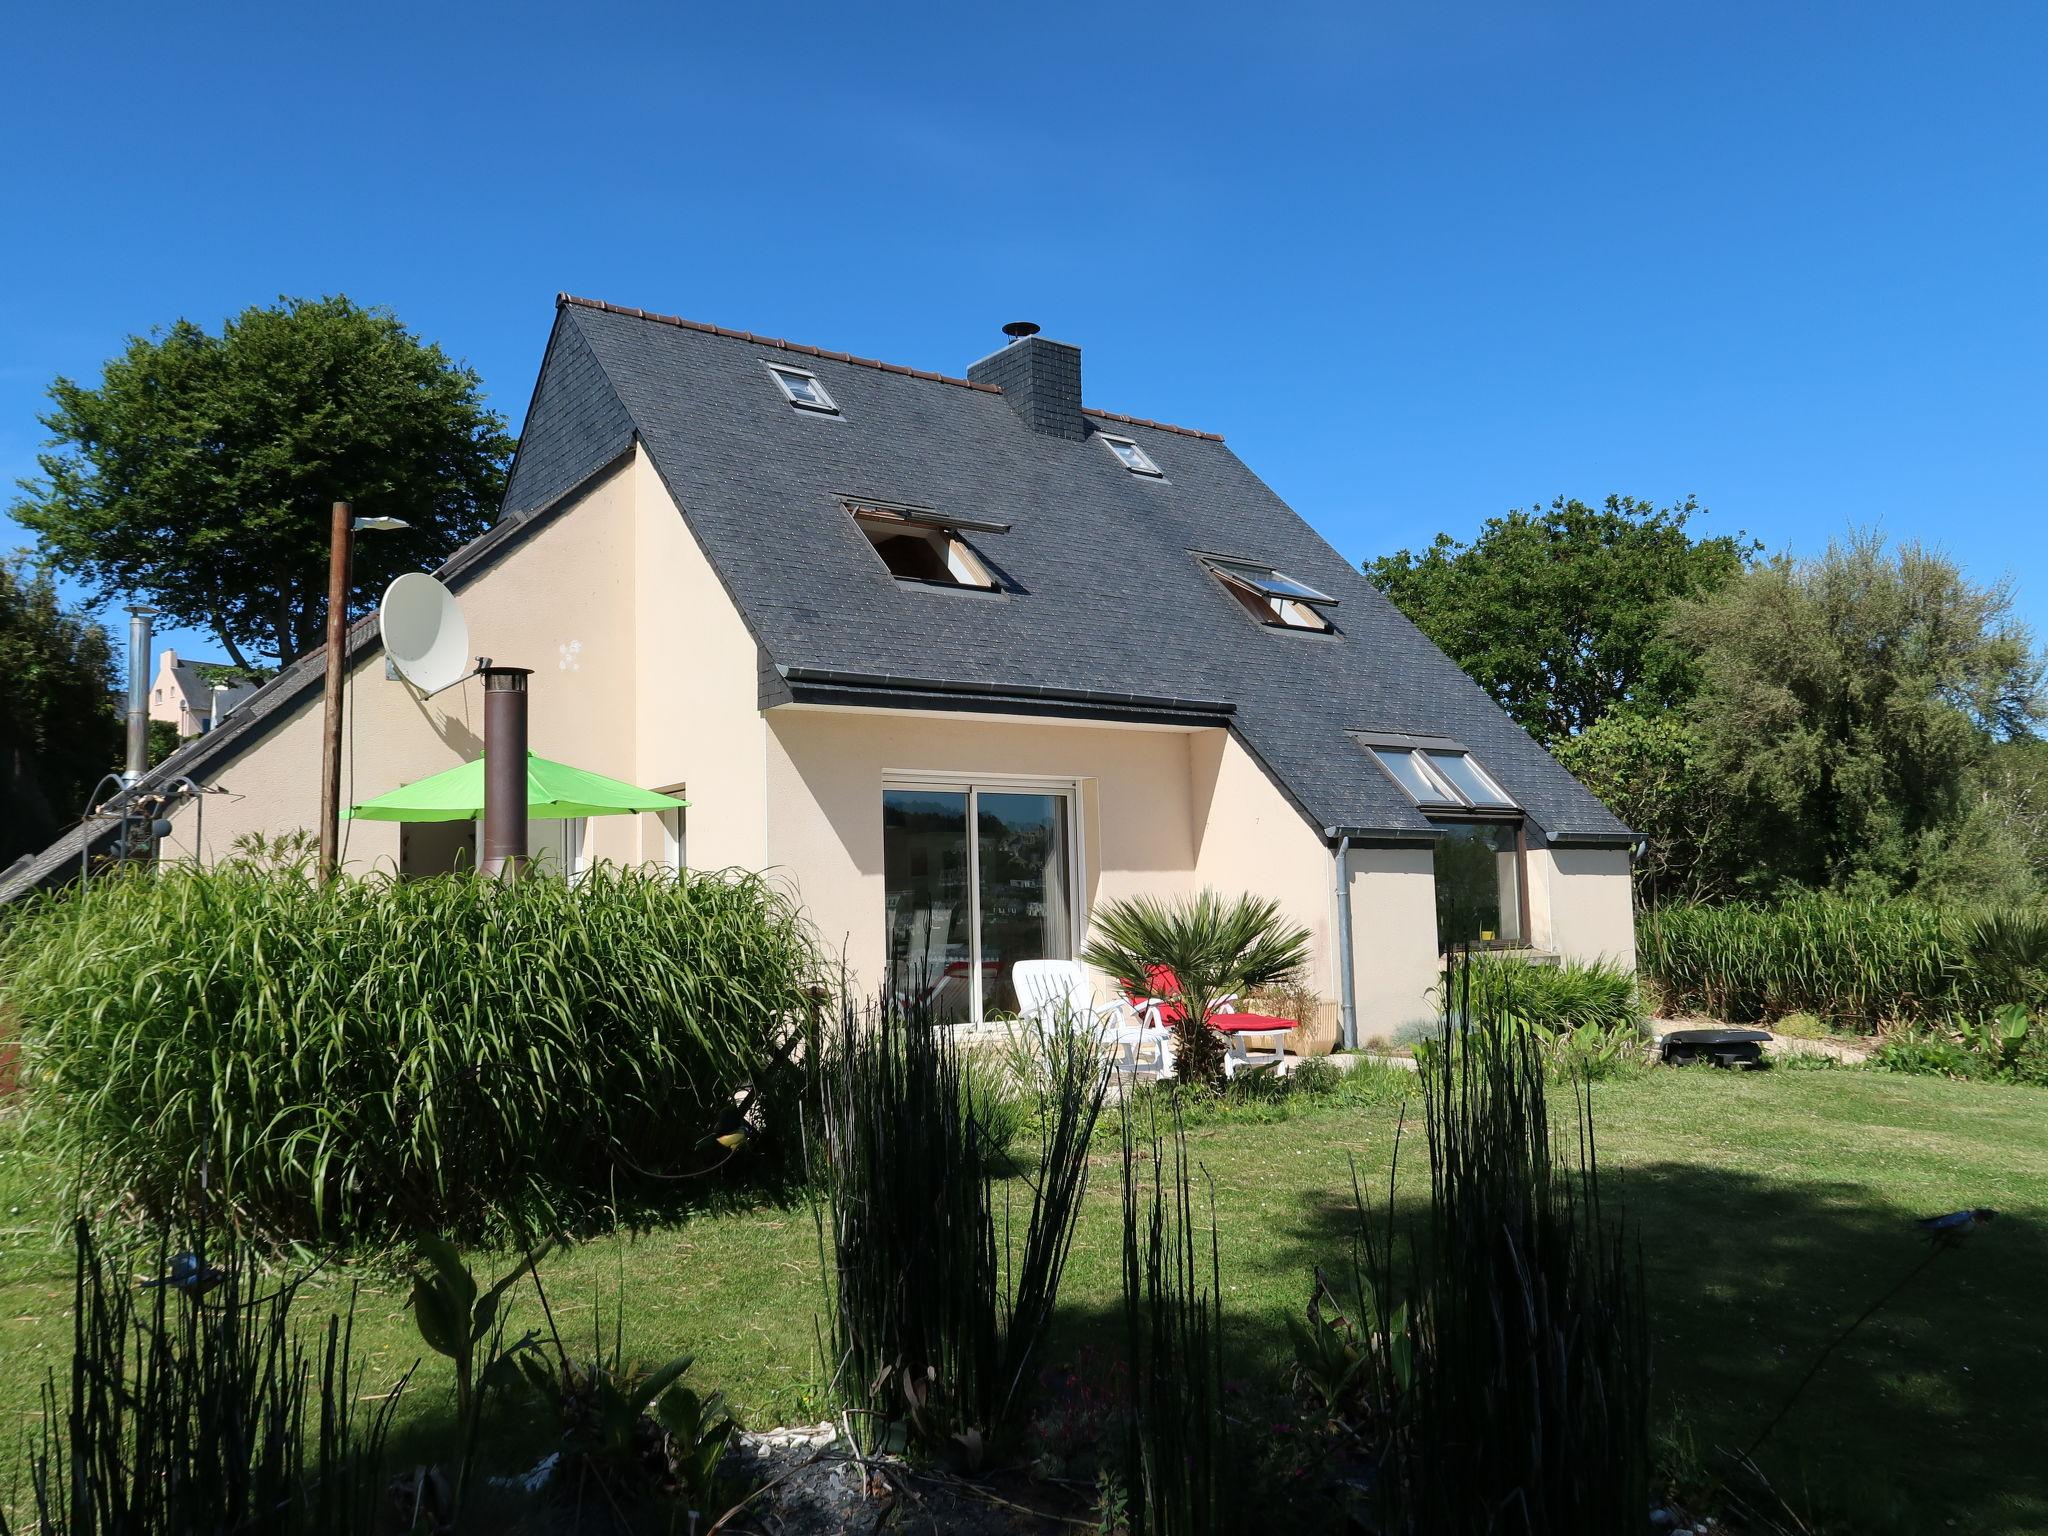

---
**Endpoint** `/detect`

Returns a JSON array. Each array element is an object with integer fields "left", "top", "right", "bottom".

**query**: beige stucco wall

[
  {"left": 159, "top": 451, "right": 644, "bottom": 870},
  {"left": 1527, "top": 845, "right": 1638, "bottom": 968},
  {"left": 1185, "top": 731, "right": 1343, "bottom": 1027},
  {"left": 1346, "top": 844, "right": 1444, "bottom": 1045},
  {"left": 150, "top": 445, "right": 1633, "bottom": 1042},
  {"left": 763, "top": 707, "right": 1213, "bottom": 983},
  {"left": 628, "top": 451, "right": 772, "bottom": 872}
]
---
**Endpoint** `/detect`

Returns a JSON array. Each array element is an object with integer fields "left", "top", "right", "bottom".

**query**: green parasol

[{"left": 343, "top": 752, "right": 687, "bottom": 822}]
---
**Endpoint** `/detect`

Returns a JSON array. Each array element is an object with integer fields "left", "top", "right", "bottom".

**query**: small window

[
  {"left": 1099, "top": 432, "right": 1162, "bottom": 477},
  {"left": 1366, "top": 743, "right": 1519, "bottom": 813},
  {"left": 1203, "top": 556, "right": 1336, "bottom": 631},
  {"left": 1370, "top": 747, "right": 1461, "bottom": 807},
  {"left": 1423, "top": 750, "right": 1514, "bottom": 808},
  {"left": 852, "top": 504, "right": 998, "bottom": 590},
  {"left": 766, "top": 363, "right": 837, "bottom": 413}
]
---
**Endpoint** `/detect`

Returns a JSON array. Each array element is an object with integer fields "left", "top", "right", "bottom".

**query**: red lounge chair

[{"left": 1124, "top": 965, "right": 1296, "bottom": 1078}]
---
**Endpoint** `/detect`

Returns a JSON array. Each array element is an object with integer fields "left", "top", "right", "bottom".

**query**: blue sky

[{"left": 4, "top": 2, "right": 2043, "bottom": 663}]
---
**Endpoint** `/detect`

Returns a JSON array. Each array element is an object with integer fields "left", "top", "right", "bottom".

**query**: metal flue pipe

[
  {"left": 480, "top": 666, "right": 533, "bottom": 878},
  {"left": 122, "top": 606, "right": 157, "bottom": 786}
]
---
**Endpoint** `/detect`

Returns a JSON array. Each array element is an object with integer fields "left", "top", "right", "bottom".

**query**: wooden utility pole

[{"left": 316, "top": 500, "right": 351, "bottom": 885}]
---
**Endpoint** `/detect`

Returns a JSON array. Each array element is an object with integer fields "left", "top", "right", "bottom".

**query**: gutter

[{"left": 776, "top": 666, "right": 1236, "bottom": 718}]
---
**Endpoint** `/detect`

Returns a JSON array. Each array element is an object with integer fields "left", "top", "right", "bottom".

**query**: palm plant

[{"left": 1081, "top": 890, "right": 1311, "bottom": 1089}]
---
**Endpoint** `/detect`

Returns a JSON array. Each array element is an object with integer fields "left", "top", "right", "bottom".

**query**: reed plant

[
  {"left": 0, "top": 861, "right": 820, "bottom": 1245},
  {"left": 1322, "top": 958, "right": 1652, "bottom": 1533},
  {"left": 1117, "top": 1095, "right": 1233, "bottom": 1535},
  {"left": 816, "top": 995, "right": 1109, "bottom": 1457},
  {"left": 1441, "top": 954, "right": 1644, "bottom": 1033},
  {"left": 1639, "top": 894, "right": 1964, "bottom": 1025},
  {"left": 2, "top": 1220, "right": 401, "bottom": 1536}
]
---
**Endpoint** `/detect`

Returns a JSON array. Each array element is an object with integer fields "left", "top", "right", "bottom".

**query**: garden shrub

[
  {"left": 1872, "top": 1006, "right": 2048, "bottom": 1086},
  {"left": 1443, "top": 955, "right": 1644, "bottom": 1033},
  {"left": 1640, "top": 895, "right": 2048, "bottom": 1028},
  {"left": 0, "top": 862, "right": 820, "bottom": 1246}
]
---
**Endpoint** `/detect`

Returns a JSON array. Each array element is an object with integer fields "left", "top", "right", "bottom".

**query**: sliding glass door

[{"left": 883, "top": 781, "right": 1076, "bottom": 1023}]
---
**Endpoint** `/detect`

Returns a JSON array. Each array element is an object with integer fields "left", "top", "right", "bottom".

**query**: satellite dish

[{"left": 380, "top": 573, "right": 472, "bottom": 695}]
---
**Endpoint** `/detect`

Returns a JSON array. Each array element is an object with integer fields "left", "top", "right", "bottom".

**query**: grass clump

[
  {"left": 817, "top": 996, "right": 1108, "bottom": 1456},
  {"left": 1304, "top": 960, "right": 1652, "bottom": 1534},
  {"left": 0, "top": 862, "right": 820, "bottom": 1247},
  {"left": 1640, "top": 895, "right": 2048, "bottom": 1028}
]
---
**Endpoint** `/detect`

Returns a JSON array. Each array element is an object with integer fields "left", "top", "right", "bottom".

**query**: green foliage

[
  {"left": 145, "top": 717, "right": 181, "bottom": 767},
  {"left": 1080, "top": 889, "right": 1312, "bottom": 1090},
  {"left": 1118, "top": 1097, "right": 1233, "bottom": 1535},
  {"left": 2, "top": 1221, "right": 399, "bottom": 1536},
  {"left": 1, "top": 861, "right": 820, "bottom": 1244},
  {"left": 1444, "top": 954, "right": 1644, "bottom": 1033},
  {"left": 406, "top": 1234, "right": 550, "bottom": 1422},
  {"left": 1551, "top": 707, "right": 1731, "bottom": 903},
  {"left": 818, "top": 996, "right": 1108, "bottom": 1457},
  {"left": 1667, "top": 531, "right": 2045, "bottom": 898},
  {"left": 1873, "top": 1006, "right": 2048, "bottom": 1086},
  {"left": 0, "top": 557, "right": 119, "bottom": 867},
  {"left": 1366, "top": 494, "right": 1753, "bottom": 742},
  {"left": 12, "top": 295, "right": 513, "bottom": 668},
  {"left": 1641, "top": 895, "right": 2048, "bottom": 1027},
  {"left": 1337, "top": 972, "right": 1652, "bottom": 1533}
]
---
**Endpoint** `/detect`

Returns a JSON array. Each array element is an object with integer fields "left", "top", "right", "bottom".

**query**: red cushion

[
  {"left": 1211, "top": 1011, "right": 1296, "bottom": 1035},
  {"left": 1121, "top": 964, "right": 1297, "bottom": 1034}
]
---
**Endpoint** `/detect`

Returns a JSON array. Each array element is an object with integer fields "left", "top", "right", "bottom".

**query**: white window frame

[
  {"left": 881, "top": 772, "right": 1087, "bottom": 1026},
  {"left": 660, "top": 805, "right": 685, "bottom": 877},
  {"left": 1098, "top": 432, "right": 1163, "bottom": 477},
  {"left": 1366, "top": 744, "right": 1518, "bottom": 812},
  {"left": 764, "top": 362, "right": 838, "bottom": 414}
]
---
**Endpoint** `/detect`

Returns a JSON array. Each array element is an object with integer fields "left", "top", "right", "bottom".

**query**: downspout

[{"left": 1332, "top": 834, "right": 1358, "bottom": 1050}]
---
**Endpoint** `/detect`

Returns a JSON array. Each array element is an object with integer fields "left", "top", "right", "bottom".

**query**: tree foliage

[
  {"left": 1550, "top": 708, "right": 1730, "bottom": 905},
  {"left": 1366, "top": 495, "right": 1754, "bottom": 743},
  {"left": 0, "top": 558, "right": 120, "bottom": 868},
  {"left": 1667, "top": 532, "right": 2044, "bottom": 897},
  {"left": 12, "top": 296, "right": 513, "bottom": 669}
]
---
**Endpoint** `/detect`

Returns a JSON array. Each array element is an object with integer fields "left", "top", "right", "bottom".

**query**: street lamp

[{"left": 317, "top": 503, "right": 410, "bottom": 884}]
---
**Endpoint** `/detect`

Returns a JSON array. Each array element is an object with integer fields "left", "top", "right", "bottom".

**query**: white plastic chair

[{"left": 1012, "top": 960, "right": 1171, "bottom": 1075}]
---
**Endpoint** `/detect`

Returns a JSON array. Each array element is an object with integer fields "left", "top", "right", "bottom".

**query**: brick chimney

[{"left": 968, "top": 324, "right": 1084, "bottom": 441}]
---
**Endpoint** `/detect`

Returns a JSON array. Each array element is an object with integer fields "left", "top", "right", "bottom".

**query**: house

[
  {"left": 2, "top": 298, "right": 1637, "bottom": 1045},
  {"left": 148, "top": 649, "right": 259, "bottom": 738}
]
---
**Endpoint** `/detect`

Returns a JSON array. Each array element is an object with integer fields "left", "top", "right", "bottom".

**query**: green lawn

[{"left": 4, "top": 1066, "right": 2045, "bottom": 1533}]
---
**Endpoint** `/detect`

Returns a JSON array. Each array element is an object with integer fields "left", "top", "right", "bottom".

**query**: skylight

[
  {"left": 1363, "top": 741, "right": 1518, "bottom": 812},
  {"left": 1099, "top": 432, "right": 1163, "bottom": 477},
  {"left": 850, "top": 501, "right": 1002, "bottom": 590},
  {"left": 766, "top": 363, "right": 837, "bottom": 413},
  {"left": 1202, "top": 556, "right": 1337, "bottom": 631}
]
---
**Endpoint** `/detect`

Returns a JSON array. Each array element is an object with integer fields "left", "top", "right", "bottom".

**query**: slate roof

[
  {"left": 0, "top": 296, "right": 1628, "bottom": 903},
  {"left": 510, "top": 296, "right": 1629, "bottom": 845}
]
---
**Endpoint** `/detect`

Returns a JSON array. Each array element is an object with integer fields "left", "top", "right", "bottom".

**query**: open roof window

[
  {"left": 1099, "top": 432, "right": 1163, "bottom": 477},
  {"left": 1359, "top": 735, "right": 1517, "bottom": 812},
  {"left": 766, "top": 362, "right": 838, "bottom": 414},
  {"left": 848, "top": 498, "right": 1006, "bottom": 590},
  {"left": 1202, "top": 555, "right": 1336, "bottom": 631}
]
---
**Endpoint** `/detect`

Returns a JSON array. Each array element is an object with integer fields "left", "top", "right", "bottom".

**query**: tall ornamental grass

[
  {"left": 1331, "top": 960, "right": 1651, "bottom": 1534},
  {"left": 2, "top": 1220, "right": 399, "bottom": 1536},
  {"left": 1639, "top": 895, "right": 2048, "bottom": 1026},
  {"left": 1, "top": 863, "right": 820, "bottom": 1246},
  {"left": 818, "top": 994, "right": 1108, "bottom": 1456},
  {"left": 1440, "top": 954, "right": 1644, "bottom": 1033}
]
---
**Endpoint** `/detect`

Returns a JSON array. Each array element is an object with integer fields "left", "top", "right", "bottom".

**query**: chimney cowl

[{"left": 969, "top": 328, "right": 1084, "bottom": 441}]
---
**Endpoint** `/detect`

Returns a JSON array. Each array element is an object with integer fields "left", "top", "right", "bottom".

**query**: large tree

[
  {"left": 12, "top": 296, "right": 514, "bottom": 669},
  {"left": 0, "top": 557, "right": 120, "bottom": 867},
  {"left": 1366, "top": 495, "right": 1754, "bottom": 743},
  {"left": 1667, "top": 532, "right": 2044, "bottom": 896}
]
